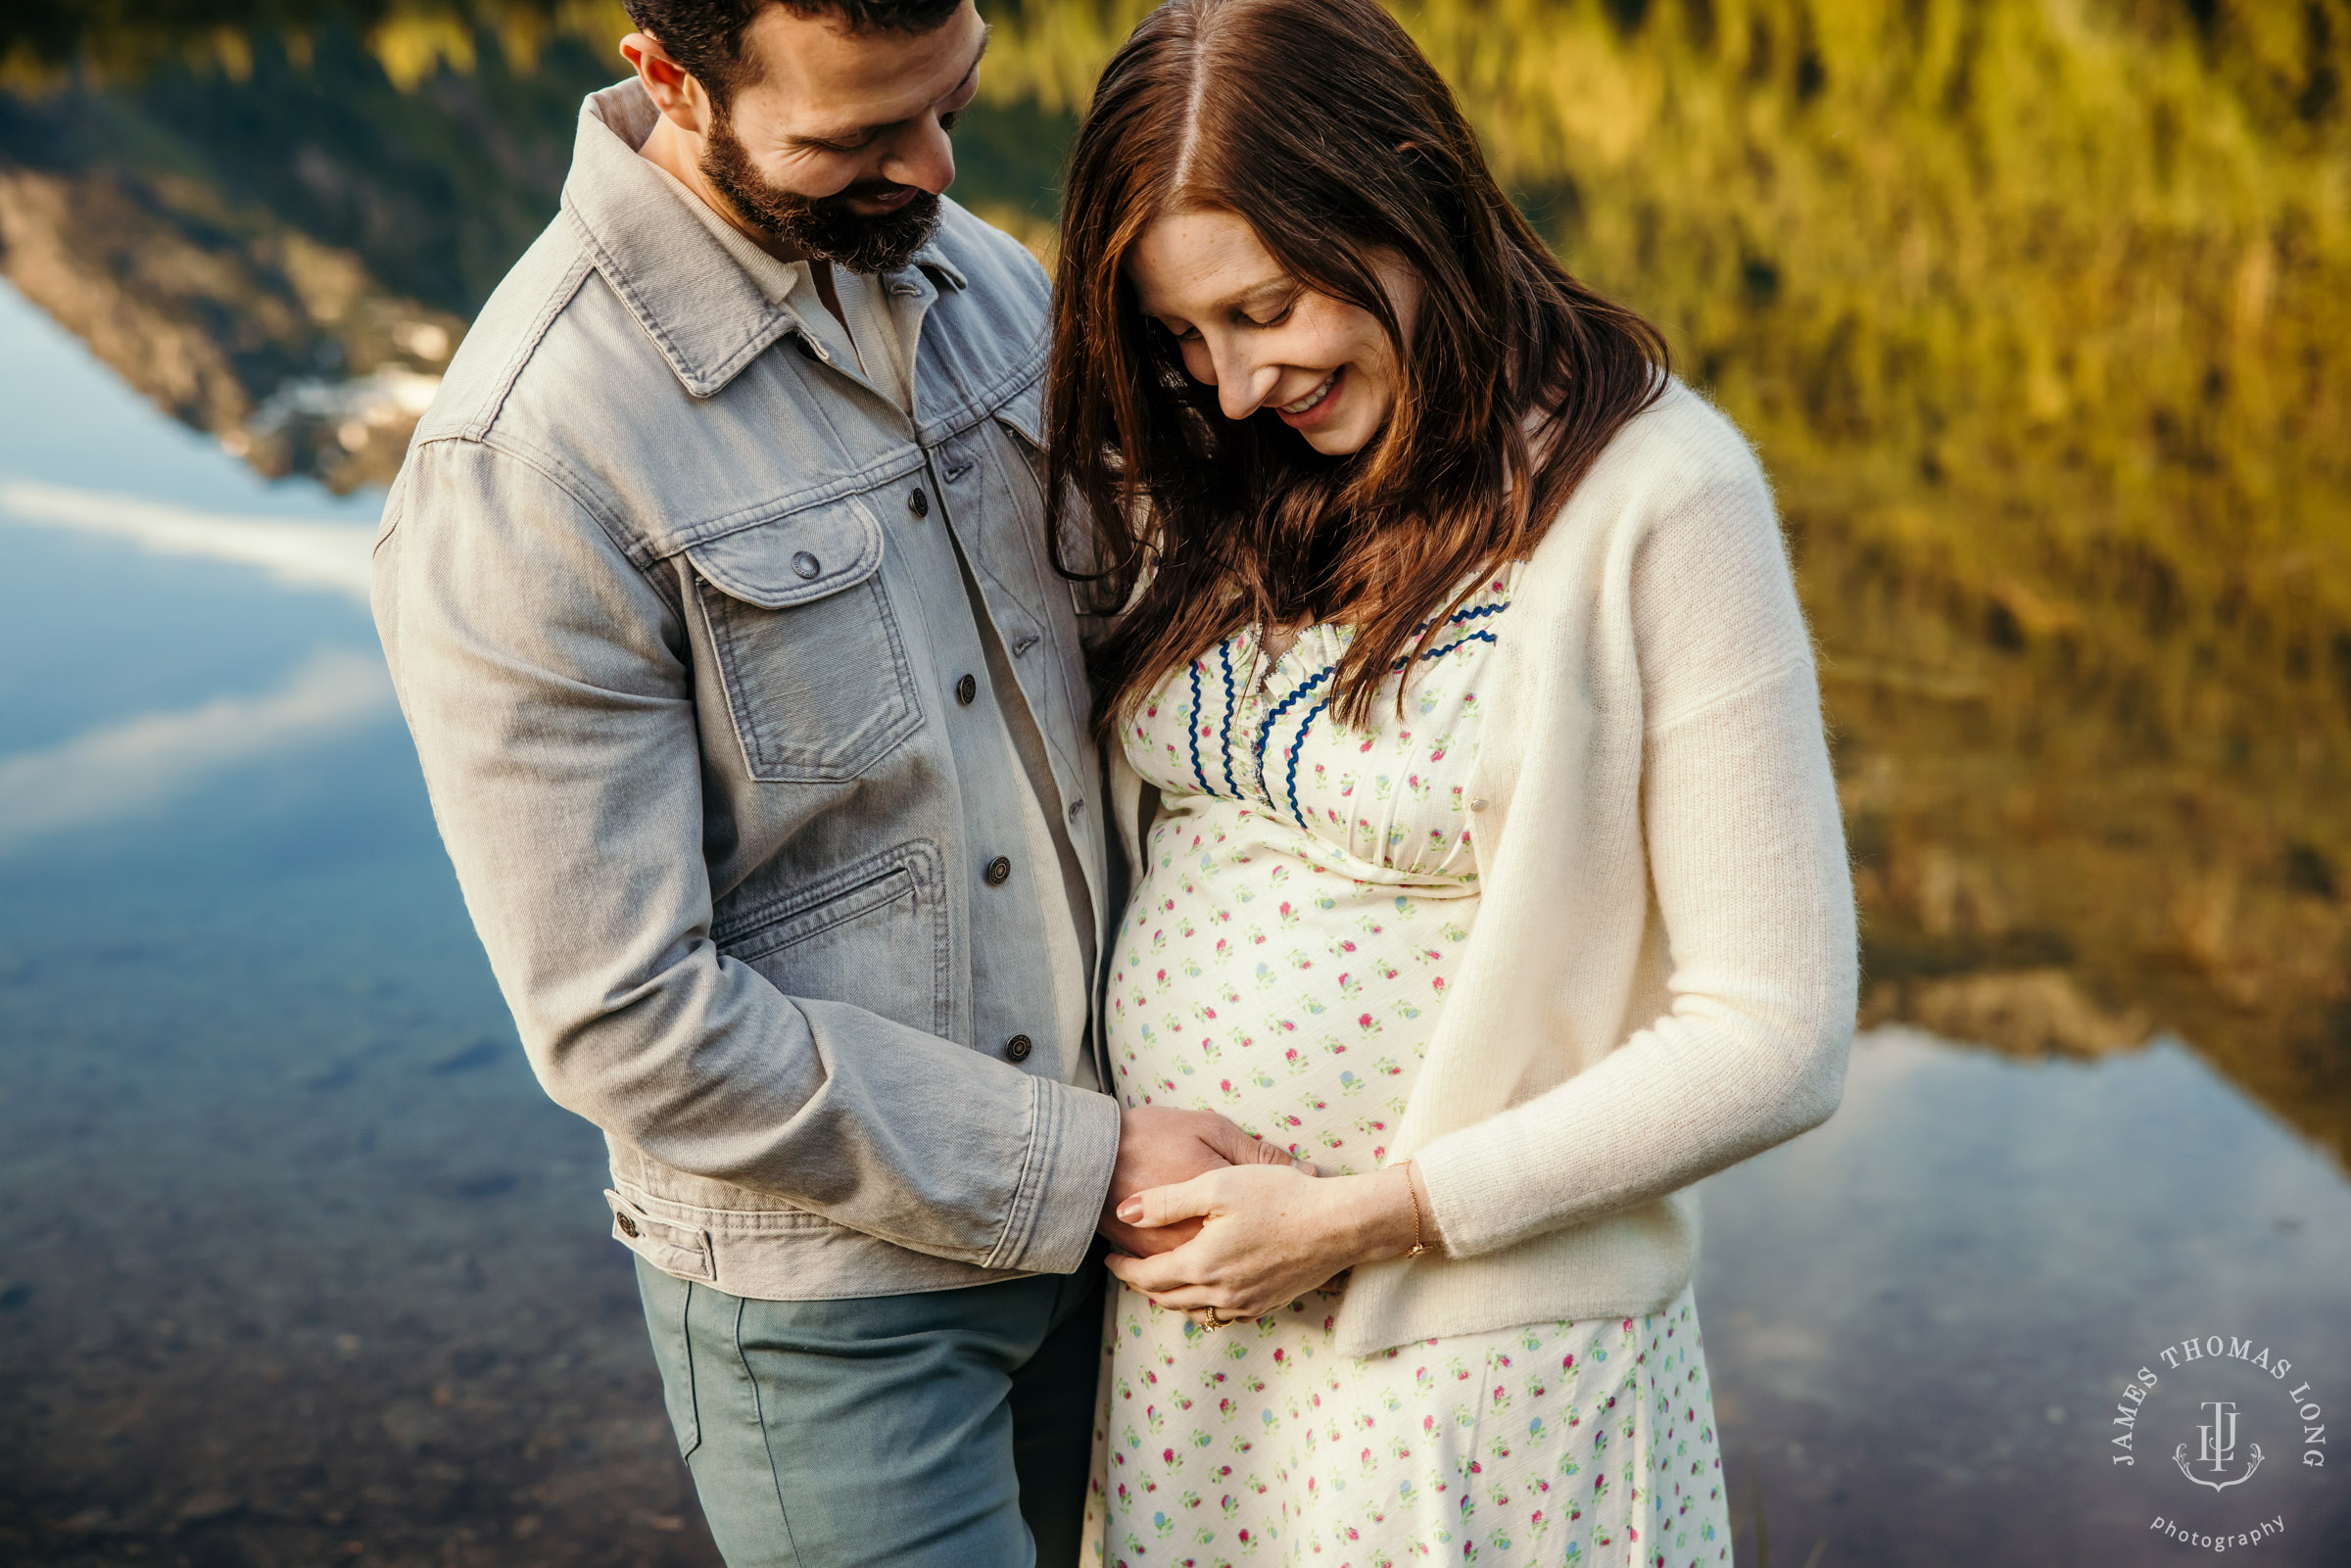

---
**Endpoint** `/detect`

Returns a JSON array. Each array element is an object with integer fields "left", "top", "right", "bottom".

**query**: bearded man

[{"left": 370, "top": 3, "right": 1293, "bottom": 1561}]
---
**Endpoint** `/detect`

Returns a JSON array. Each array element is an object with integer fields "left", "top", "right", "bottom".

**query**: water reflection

[
  {"left": 0, "top": 647, "right": 389, "bottom": 850},
  {"left": 1, "top": 1, "right": 2347, "bottom": 1563},
  {"left": 1697, "top": 1027, "right": 2351, "bottom": 1563},
  {"left": 0, "top": 480, "right": 375, "bottom": 597}
]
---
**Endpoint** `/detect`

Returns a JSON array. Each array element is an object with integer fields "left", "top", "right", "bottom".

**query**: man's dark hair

[{"left": 623, "top": 0, "right": 966, "bottom": 108}]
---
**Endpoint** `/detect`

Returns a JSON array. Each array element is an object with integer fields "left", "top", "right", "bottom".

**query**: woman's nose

[{"left": 1214, "top": 356, "right": 1282, "bottom": 423}]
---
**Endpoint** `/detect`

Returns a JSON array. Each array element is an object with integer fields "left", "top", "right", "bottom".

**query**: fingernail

[{"left": 1116, "top": 1198, "right": 1143, "bottom": 1223}]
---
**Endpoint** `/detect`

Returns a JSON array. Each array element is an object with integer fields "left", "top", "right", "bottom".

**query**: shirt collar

[{"left": 560, "top": 79, "right": 965, "bottom": 399}]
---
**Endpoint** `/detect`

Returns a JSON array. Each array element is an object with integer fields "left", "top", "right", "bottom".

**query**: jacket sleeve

[
  {"left": 1412, "top": 453, "right": 1858, "bottom": 1259},
  {"left": 371, "top": 437, "right": 1117, "bottom": 1274}
]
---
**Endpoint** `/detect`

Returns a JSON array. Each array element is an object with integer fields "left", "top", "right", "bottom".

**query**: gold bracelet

[{"left": 1399, "top": 1160, "right": 1429, "bottom": 1259}]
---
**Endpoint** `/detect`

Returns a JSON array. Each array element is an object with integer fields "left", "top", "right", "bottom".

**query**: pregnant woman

[{"left": 1047, "top": 1, "right": 1858, "bottom": 1563}]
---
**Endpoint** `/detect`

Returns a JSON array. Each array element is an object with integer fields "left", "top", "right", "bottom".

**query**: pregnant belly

[{"left": 1104, "top": 865, "right": 1471, "bottom": 1173}]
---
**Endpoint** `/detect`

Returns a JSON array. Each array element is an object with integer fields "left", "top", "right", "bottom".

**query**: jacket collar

[{"left": 559, "top": 79, "right": 965, "bottom": 400}]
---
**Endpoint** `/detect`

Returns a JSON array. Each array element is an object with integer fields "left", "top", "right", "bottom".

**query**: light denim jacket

[{"left": 372, "top": 82, "right": 1120, "bottom": 1300}]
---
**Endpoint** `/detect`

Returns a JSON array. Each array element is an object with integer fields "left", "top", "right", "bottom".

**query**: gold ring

[{"left": 1199, "top": 1307, "right": 1226, "bottom": 1331}]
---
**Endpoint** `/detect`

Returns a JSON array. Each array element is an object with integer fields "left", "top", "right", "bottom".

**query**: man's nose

[{"left": 880, "top": 119, "right": 957, "bottom": 196}]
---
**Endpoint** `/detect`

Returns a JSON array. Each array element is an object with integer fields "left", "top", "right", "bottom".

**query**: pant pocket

[{"left": 633, "top": 1254, "right": 703, "bottom": 1460}]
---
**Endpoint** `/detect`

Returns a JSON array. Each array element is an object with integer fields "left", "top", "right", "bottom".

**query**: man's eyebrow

[{"left": 790, "top": 25, "right": 992, "bottom": 148}]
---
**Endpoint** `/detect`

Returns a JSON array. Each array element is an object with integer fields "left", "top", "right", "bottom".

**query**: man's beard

[{"left": 700, "top": 113, "right": 941, "bottom": 274}]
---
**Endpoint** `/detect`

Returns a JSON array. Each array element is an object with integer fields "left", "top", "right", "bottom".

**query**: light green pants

[{"left": 635, "top": 1254, "right": 1104, "bottom": 1568}]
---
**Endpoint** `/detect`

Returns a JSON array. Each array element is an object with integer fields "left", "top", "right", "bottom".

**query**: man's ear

[{"left": 620, "top": 31, "right": 712, "bottom": 136}]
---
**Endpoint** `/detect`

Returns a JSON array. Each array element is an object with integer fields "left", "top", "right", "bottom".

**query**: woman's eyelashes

[{"left": 1159, "top": 301, "right": 1296, "bottom": 344}]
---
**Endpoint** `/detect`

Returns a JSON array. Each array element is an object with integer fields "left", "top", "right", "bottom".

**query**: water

[{"left": 2, "top": 3, "right": 2347, "bottom": 1563}]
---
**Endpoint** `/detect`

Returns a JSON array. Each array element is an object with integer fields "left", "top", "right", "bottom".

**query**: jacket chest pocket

[{"left": 687, "top": 492, "right": 924, "bottom": 784}]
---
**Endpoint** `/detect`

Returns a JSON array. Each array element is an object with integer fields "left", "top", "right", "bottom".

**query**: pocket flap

[
  {"left": 683, "top": 494, "right": 885, "bottom": 609},
  {"left": 993, "top": 372, "right": 1045, "bottom": 450}
]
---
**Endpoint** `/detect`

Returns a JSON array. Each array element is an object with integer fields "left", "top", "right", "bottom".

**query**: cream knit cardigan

[{"left": 1108, "top": 380, "right": 1859, "bottom": 1356}]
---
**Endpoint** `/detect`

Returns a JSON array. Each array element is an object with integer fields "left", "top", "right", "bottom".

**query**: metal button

[
  {"left": 1003, "top": 1034, "right": 1033, "bottom": 1063},
  {"left": 984, "top": 855, "right": 1012, "bottom": 885},
  {"left": 791, "top": 551, "right": 821, "bottom": 579},
  {"left": 908, "top": 487, "right": 930, "bottom": 518},
  {"left": 615, "top": 1212, "right": 640, "bottom": 1239},
  {"left": 956, "top": 673, "right": 978, "bottom": 705}
]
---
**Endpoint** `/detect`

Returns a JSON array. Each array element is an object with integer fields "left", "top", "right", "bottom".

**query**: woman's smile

[{"left": 1274, "top": 367, "right": 1343, "bottom": 427}]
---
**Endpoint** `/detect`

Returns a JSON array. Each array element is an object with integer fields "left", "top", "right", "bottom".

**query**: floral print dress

[{"left": 1084, "top": 572, "right": 1732, "bottom": 1568}]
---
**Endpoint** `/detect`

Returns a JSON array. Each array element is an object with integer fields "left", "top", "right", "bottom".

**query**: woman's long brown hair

[{"left": 1047, "top": 0, "right": 1669, "bottom": 731}]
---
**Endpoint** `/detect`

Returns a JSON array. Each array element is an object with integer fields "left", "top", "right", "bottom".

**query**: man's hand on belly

[{"left": 1101, "top": 1107, "right": 1316, "bottom": 1257}]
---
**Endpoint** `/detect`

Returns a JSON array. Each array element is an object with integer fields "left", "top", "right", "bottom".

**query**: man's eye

[
  {"left": 1244, "top": 304, "right": 1294, "bottom": 329},
  {"left": 1163, "top": 322, "right": 1202, "bottom": 344}
]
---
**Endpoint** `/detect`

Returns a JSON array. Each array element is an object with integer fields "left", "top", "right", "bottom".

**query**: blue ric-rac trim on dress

[
  {"left": 1253, "top": 662, "right": 1336, "bottom": 813},
  {"left": 1281, "top": 693, "right": 1335, "bottom": 828},
  {"left": 1185, "top": 657, "right": 1211, "bottom": 794},
  {"left": 1411, "top": 627, "right": 1500, "bottom": 667},
  {"left": 1215, "top": 641, "right": 1241, "bottom": 798},
  {"left": 1243, "top": 593, "right": 1509, "bottom": 827}
]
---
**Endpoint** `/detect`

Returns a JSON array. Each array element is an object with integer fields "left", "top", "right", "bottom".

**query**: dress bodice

[{"left": 1121, "top": 570, "right": 1512, "bottom": 890}]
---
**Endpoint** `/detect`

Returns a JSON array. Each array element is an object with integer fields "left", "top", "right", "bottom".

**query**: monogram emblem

[{"left": 2173, "top": 1399, "right": 2265, "bottom": 1492}]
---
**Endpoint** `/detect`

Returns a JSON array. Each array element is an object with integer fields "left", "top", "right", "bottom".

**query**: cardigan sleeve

[{"left": 1412, "top": 472, "right": 1859, "bottom": 1259}]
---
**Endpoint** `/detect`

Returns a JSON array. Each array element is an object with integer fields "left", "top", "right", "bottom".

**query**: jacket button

[
  {"left": 1004, "top": 1034, "right": 1033, "bottom": 1063},
  {"left": 956, "top": 673, "right": 978, "bottom": 705},
  {"left": 984, "top": 855, "right": 1012, "bottom": 885},
  {"left": 908, "top": 487, "right": 930, "bottom": 518},
  {"left": 615, "top": 1212, "right": 641, "bottom": 1239},
  {"left": 792, "top": 550, "right": 821, "bottom": 579}
]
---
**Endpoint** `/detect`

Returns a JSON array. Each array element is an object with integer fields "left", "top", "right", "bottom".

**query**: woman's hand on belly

[
  {"left": 1100, "top": 1106, "right": 1317, "bottom": 1257},
  {"left": 1103, "top": 1161, "right": 1435, "bottom": 1320}
]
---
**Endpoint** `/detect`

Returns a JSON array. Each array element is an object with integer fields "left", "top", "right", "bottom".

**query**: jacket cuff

[{"left": 986, "top": 1076, "right": 1122, "bottom": 1274}]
